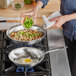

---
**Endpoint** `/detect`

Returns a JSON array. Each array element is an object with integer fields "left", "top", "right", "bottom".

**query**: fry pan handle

[{"left": 44, "top": 46, "right": 64, "bottom": 56}]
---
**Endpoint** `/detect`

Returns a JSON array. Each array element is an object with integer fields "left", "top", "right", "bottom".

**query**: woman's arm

[
  {"left": 49, "top": 13, "right": 76, "bottom": 28},
  {"left": 66, "top": 13, "right": 76, "bottom": 21},
  {"left": 21, "top": 0, "right": 49, "bottom": 25},
  {"left": 32, "top": 1, "right": 43, "bottom": 16}
]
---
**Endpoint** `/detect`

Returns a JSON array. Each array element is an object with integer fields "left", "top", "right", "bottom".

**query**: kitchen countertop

[
  {"left": 47, "top": 29, "right": 71, "bottom": 76},
  {"left": 0, "top": 0, "right": 60, "bottom": 28}
]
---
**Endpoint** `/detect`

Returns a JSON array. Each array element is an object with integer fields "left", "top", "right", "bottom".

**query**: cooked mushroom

[{"left": 10, "top": 29, "right": 43, "bottom": 41}]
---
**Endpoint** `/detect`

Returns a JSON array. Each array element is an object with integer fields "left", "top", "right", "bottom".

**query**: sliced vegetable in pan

[
  {"left": 10, "top": 29, "right": 43, "bottom": 41},
  {"left": 23, "top": 17, "right": 34, "bottom": 29}
]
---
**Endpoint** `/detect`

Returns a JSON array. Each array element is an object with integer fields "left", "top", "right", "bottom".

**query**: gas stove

[{"left": 0, "top": 31, "right": 52, "bottom": 76}]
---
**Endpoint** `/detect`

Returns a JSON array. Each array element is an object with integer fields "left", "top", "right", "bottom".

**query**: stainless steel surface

[
  {"left": 8, "top": 47, "right": 44, "bottom": 67},
  {"left": 8, "top": 47, "right": 64, "bottom": 68},
  {"left": 47, "top": 29, "right": 71, "bottom": 76},
  {"left": 47, "top": 29, "right": 65, "bottom": 48},
  {"left": 6, "top": 24, "right": 45, "bottom": 45}
]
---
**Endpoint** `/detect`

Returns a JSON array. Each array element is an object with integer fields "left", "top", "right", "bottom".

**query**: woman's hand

[
  {"left": 21, "top": 1, "right": 43, "bottom": 25},
  {"left": 21, "top": 9, "right": 38, "bottom": 25},
  {"left": 49, "top": 15, "right": 69, "bottom": 28}
]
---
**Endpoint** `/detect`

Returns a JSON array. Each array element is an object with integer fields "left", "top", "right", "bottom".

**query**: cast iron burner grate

[{"left": 0, "top": 31, "right": 52, "bottom": 76}]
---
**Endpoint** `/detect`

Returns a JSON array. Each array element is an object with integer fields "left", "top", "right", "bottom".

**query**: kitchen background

[{"left": 0, "top": 0, "right": 60, "bottom": 27}]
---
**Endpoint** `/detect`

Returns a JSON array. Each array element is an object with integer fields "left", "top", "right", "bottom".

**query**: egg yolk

[{"left": 25, "top": 59, "right": 31, "bottom": 63}]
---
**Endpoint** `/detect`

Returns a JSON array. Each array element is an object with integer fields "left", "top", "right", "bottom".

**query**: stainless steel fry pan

[
  {"left": 8, "top": 47, "right": 64, "bottom": 67},
  {"left": 6, "top": 24, "right": 45, "bottom": 45}
]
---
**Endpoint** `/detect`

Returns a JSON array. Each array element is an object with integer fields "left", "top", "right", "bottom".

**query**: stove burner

[
  {"left": 16, "top": 67, "right": 24, "bottom": 72},
  {"left": 26, "top": 67, "right": 34, "bottom": 72},
  {"left": 16, "top": 67, "right": 34, "bottom": 73}
]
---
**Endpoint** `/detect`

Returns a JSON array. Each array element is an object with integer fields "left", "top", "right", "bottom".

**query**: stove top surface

[{"left": 0, "top": 31, "right": 51, "bottom": 76}]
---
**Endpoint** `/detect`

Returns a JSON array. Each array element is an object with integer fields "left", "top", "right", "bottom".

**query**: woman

[{"left": 21, "top": 0, "right": 76, "bottom": 76}]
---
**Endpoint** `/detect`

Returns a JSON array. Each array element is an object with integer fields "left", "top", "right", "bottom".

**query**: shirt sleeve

[{"left": 35, "top": 0, "right": 49, "bottom": 8}]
